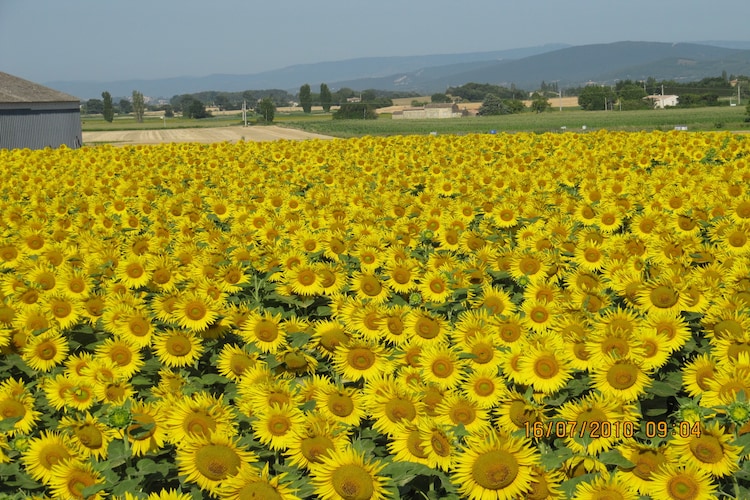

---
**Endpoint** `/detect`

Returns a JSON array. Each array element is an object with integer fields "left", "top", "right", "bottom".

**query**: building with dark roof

[{"left": 0, "top": 72, "right": 82, "bottom": 150}]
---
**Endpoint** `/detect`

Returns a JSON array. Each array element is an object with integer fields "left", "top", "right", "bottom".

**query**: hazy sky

[{"left": 2, "top": 0, "right": 748, "bottom": 84}]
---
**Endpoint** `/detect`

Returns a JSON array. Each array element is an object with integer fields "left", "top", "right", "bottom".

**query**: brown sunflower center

[
  {"left": 67, "top": 471, "right": 97, "bottom": 499},
  {"left": 40, "top": 443, "right": 72, "bottom": 469},
  {"left": 407, "top": 429, "right": 428, "bottom": 458},
  {"left": 607, "top": 361, "right": 639, "bottom": 390},
  {"left": 348, "top": 348, "right": 376, "bottom": 371},
  {"left": 268, "top": 415, "right": 291, "bottom": 436},
  {"left": 472, "top": 449, "right": 519, "bottom": 490},
  {"left": 185, "top": 410, "right": 217, "bottom": 437},
  {"left": 431, "top": 357, "right": 455, "bottom": 379},
  {"left": 667, "top": 473, "right": 699, "bottom": 500},
  {"left": 449, "top": 402, "right": 476, "bottom": 425},
  {"left": 713, "top": 319, "right": 744, "bottom": 339},
  {"left": 165, "top": 334, "right": 192, "bottom": 356},
  {"left": 300, "top": 435, "right": 334, "bottom": 464},
  {"left": 430, "top": 430, "right": 452, "bottom": 457},
  {"left": 328, "top": 392, "right": 354, "bottom": 417},
  {"left": 36, "top": 340, "right": 58, "bottom": 360},
  {"left": 689, "top": 435, "right": 723, "bottom": 464},
  {"left": 237, "top": 482, "right": 282, "bottom": 500},
  {"left": 195, "top": 444, "right": 241, "bottom": 481},
  {"left": 331, "top": 463, "right": 375, "bottom": 500},
  {"left": 533, "top": 354, "right": 559, "bottom": 379},
  {"left": 649, "top": 285, "right": 679, "bottom": 308},
  {"left": 385, "top": 397, "right": 417, "bottom": 422},
  {"left": 482, "top": 296, "right": 506, "bottom": 315},
  {"left": 360, "top": 276, "right": 382, "bottom": 297},
  {"left": 631, "top": 450, "right": 666, "bottom": 480},
  {"left": 152, "top": 268, "right": 171, "bottom": 284},
  {"left": 471, "top": 342, "right": 494, "bottom": 364},
  {"left": 474, "top": 378, "right": 496, "bottom": 397},
  {"left": 254, "top": 319, "right": 279, "bottom": 342},
  {"left": 415, "top": 317, "right": 440, "bottom": 339},
  {"left": 185, "top": 301, "right": 207, "bottom": 321},
  {"left": 74, "top": 425, "right": 103, "bottom": 449},
  {"left": 126, "top": 263, "right": 144, "bottom": 279}
]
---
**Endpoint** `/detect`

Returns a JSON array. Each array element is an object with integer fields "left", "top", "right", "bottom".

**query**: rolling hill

[{"left": 46, "top": 41, "right": 750, "bottom": 100}]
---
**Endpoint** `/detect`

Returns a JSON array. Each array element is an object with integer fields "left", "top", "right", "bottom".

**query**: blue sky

[{"left": 2, "top": 0, "right": 748, "bottom": 84}]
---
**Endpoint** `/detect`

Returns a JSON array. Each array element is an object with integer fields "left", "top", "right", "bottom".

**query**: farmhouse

[
  {"left": 645, "top": 94, "right": 679, "bottom": 109},
  {"left": 0, "top": 72, "right": 82, "bottom": 150},
  {"left": 392, "top": 103, "right": 467, "bottom": 120}
]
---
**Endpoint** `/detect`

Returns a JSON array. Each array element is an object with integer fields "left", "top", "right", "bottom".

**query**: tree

[
  {"left": 257, "top": 97, "right": 276, "bottom": 122},
  {"left": 530, "top": 92, "right": 550, "bottom": 113},
  {"left": 477, "top": 94, "right": 508, "bottom": 115},
  {"left": 118, "top": 98, "right": 132, "bottom": 115},
  {"left": 187, "top": 99, "right": 210, "bottom": 119},
  {"left": 320, "top": 83, "right": 332, "bottom": 112},
  {"left": 299, "top": 84, "right": 312, "bottom": 113},
  {"left": 578, "top": 85, "right": 616, "bottom": 111},
  {"left": 102, "top": 91, "right": 114, "bottom": 122},
  {"left": 84, "top": 98, "right": 103, "bottom": 115},
  {"left": 132, "top": 90, "right": 145, "bottom": 123},
  {"left": 333, "top": 103, "right": 377, "bottom": 120},
  {"left": 431, "top": 93, "right": 452, "bottom": 103}
]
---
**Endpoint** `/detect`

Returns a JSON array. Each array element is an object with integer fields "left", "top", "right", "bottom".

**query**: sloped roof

[{"left": 0, "top": 72, "right": 80, "bottom": 103}]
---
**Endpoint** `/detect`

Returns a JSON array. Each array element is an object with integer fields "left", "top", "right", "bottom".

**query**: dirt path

[{"left": 82, "top": 125, "right": 333, "bottom": 145}]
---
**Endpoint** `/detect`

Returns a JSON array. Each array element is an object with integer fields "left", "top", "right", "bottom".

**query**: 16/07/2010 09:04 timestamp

[{"left": 525, "top": 420, "right": 702, "bottom": 440}]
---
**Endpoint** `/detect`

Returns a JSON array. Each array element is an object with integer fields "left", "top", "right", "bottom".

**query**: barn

[{"left": 0, "top": 72, "right": 82, "bottom": 150}]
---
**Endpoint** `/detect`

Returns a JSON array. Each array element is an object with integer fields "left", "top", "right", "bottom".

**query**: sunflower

[
  {"left": 384, "top": 258, "right": 418, "bottom": 294},
  {"left": 460, "top": 366, "right": 507, "bottom": 408},
  {"left": 434, "top": 390, "right": 490, "bottom": 435},
  {"left": 252, "top": 403, "right": 307, "bottom": 452},
  {"left": 43, "top": 293, "right": 82, "bottom": 331},
  {"left": 311, "top": 320, "right": 351, "bottom": 358},
  {"left": 556, "top": 392, "right": 636, "bottom": 455},
  {"left": 285, "top": 264, "right": 325, "bottom": 296},
  {"left": 415, "top": 417, "right": 456, "bottom": 472},
  {"left": 127, "top": 400, "right": 168, "bottom": 456},
  {"left": 240, "top": 310, "right": 287, "bottom": 354},
  {"left": 332, "top": 340, "right": 391, "bottom": 382},
  {"left": 94, "top": 379, "right": 135, "bottom": 405},
  {"left": 461, "top": 333, "right": 503, "bottom": 372},
  {"left": 95, "top": 337, "right": 144, "bottom": 379},
  {"left": 350, "top": 271, "right": 390, "bottom": 304},
  {"left": 0, "top": 390, "right": 39, "bottom": 436},
  {"left": 387, "top": 421, "right": 431, "bottom": 466},
  {"left": 42, "top": 374, "right": 75, "bottom": 411},
  {"left": 419, "top": 343, "right": 466, "bottom": 390},
  {"left": 216, "top": 344, "right": 259, "bottom": 381},
  {"left": 284, "top": 414, "right": 348, "bottom": 470},
  {"left": 309, "top": 447, "right": 390, "bottom": 500},
  {"left": 115, "top": 254, "right": 151, "bottom": 289},
  {"left": 22, "top": 330, "right": 69, "bottom": 372},
  {"left": 176, "top": 432, "right": 258, "bottom": 497},
  {"left": 22, "top": 430, "right": 78, "bottom": 484},
  {"left": 59, "top": 413, "right": 116, "bottom": 459},
  {"left": 417, "top": 269, "right": 453, "bottom": 304},
  {"left": 48, "top": 459, "right": 105, "bottom": 500},
  {"left": 367, "top": 382, "right": 423, "bottom": 437},
  {"left": 452, "top": 430, "right": 539, "bottom": 500},
  {"left": 316, "top": 262, "right": 348, "bottom": 295},
  {"left": 173, "top": 292, "right": 219, "bottom": 332},
  {"left": 508, "top": 250, "right": 552, "bottom": 284},
  {"left": 520, "top": 299, "right": 558, "bottom": 333},
  {"left": 682, "top": 354, "right": 718, "bottom": 398},
  {"left": 164, "top": 392, "right": 237, "bottom": 443},
  {"left": 636, "top": 278, "right": 690, "bottom": 314},
  {"left": 669, "top": 421, "right": 741, "bottom": 478},
  {"left": 220, "top": 462, "right": 302, "bottom": 500},
  {"left": 571, "top": 472, "right": 639, "bottom": 500},
  {"left": 645, "top": 309, "right": 692, "bottom": 353},
  {"left": 493, "top": 389, "right": 547, "bottom": 435},
  {"left": 648, "top": 462, "right": 718, "bottom": 500},
  {"left": 403, "top": 308, "right": 447, "bottom": 345},
  {"left": 517, "top": 343, "right": 573, "bottom": 395},
  {"left": 591, "top": 355, "right": 652, "bottom": 402},
  {"left": 615, "top": 440, "right": 673, "bottom": 496},
  {"left": 114, "top": 309, "right": 154, "bottom": 348},
  {"left": 152, "top": 328, "right": 204, "bottom": 368}
]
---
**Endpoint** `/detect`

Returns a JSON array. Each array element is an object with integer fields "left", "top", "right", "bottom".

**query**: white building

[
  {"left": 392, "top": 103, "right": 466, "bottom": 120},
  {"left": 646, "top": 94, "right": 679, "bottom": 109}
]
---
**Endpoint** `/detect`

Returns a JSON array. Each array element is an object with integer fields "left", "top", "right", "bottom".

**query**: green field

[
  {"left": 282, "top": 106, "right": 750, "bottom": 138},
  {"left": 82, "top": 105, "right": 749, "bottom": 137}
]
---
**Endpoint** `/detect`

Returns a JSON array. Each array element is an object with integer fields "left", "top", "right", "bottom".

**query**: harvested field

[{"left": 82, "top": 125, "right": 333, "bottom": 145}]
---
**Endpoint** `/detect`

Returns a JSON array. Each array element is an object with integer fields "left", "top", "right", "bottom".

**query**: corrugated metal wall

[{"left": 0, "top": 108, "right": 82, "bottom": 150}]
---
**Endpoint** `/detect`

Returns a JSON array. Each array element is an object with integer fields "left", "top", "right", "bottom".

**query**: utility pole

[{"left": 738, "top": 83, "right": 741, "bottom": 106}]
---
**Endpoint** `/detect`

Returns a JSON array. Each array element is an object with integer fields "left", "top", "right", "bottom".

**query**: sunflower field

[{"left": 1, "top": 130, "right": 750, "bottom": 500}]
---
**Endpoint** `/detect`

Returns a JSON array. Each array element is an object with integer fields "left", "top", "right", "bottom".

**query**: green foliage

[
  {"left": 185, "top": 99, "right": 210, "bottom": 119},
  {"left": 333, "top": 102, "right": 377, "bottom": 120},
  {"left": 578, "top": 85, "right": 617, "bottom": 111},
  {"left": 430, "top": 93, "right": 452, "bottom": 103},
  {"left": 530, "top": 92, "right": 551, "bottom": 113},
  {"left": 299, "top": 83, "right": 312, "bottom": 113},
  {"left": 257, "top": 97, "right": 276, "bottom": 122},
  {"left": 320, "top": 83, "right": 332, "bottom": 112},
  {"left": 478, "top": 94, "right": 524, "bottom": 116},
  {"left": 118, "top": 98, "right": 132, "bottom": 115},
  {"left": 132, "top": 90, "right": 145, "bottom": 123},
  {"left": 101, "top": 91, "right": 114, "bottom": 122},
  {"left": 447, "top": 82, "right": 524, "bottom": 102},
  {"left": 85, "top": 98, "right": 103, "bottom": 115}
]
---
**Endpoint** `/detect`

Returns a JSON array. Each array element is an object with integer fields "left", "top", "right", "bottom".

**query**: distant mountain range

[{"left": 46, "top": 41, "right": 750, "bottom": 100}]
